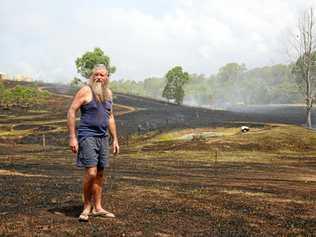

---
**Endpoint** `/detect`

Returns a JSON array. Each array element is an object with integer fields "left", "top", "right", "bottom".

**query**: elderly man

[{"left": 67, "top": 64, "right": 119, "bottom": 221}]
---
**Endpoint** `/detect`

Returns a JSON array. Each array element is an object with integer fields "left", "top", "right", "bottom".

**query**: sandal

[
  {"left": 92, "top": 209, "right": 115, "bottom": 218},
  {"left": 78, "top": 211, "right": 89, "bottom": 222},
  {"left": 78, "top": 206, "right": 92, "bottom": 222}
]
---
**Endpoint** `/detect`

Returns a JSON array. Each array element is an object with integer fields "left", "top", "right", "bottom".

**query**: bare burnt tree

[{"left": 291, "top": 8, "right": 316, "bottom": 128}]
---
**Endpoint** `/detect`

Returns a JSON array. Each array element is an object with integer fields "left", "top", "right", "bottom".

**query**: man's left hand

[{"left": 112, "top": 139, "right": 120, "bottom": 155}]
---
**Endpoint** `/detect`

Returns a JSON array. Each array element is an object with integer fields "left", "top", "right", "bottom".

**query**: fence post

[{"left": 42, "top": 134, "right": 46, "bottom": 152}]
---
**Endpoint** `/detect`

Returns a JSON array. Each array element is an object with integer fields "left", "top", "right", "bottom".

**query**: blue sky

[{"left": 1, "top": 0, "right": 316, "bottom": 83}]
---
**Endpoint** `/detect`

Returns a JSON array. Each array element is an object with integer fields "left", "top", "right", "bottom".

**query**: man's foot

[
  {"left": 92, "top": 208, "right": 115, "bottom": 218},
  {"left": 78, "top": 212, "right": 89, "bottom": 222},
  {"left": 78, "top": 206, "right": 92, "bottom": 222}
]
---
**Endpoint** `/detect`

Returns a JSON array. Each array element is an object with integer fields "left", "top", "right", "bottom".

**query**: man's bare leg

[
  {"left": 83, "top": 167, "right": 97, "bottom": 212},
  {"left": 92, "top": 167, "right": 105, "bottom": 211},
  {"left": 91, "top": 167, "right": 115, "bottom": 217}
]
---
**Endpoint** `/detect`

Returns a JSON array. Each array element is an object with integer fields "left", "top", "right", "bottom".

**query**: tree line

[
  {"left": 70, "top": 48, "right": 304, "bottom": 106},
  {"left": 72, "top": 61, "right": 303, "bottom": 106}
]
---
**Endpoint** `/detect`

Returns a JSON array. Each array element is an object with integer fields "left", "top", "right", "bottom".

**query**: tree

[
  {"left": 162, "top": 81, "right": 175, "bottom": 103},
  {"left": 239, "top": 64, "right": 300, "bottom": 105},
  {"left": 217, "top": 63, "right": 246, "bottom": 82},
  {"left": 290, "top": 8, "right": 316, "bottom": 128},
  {"left": 215, "top": 63, "right": 247, "bottom": 105},
  {"left": 75, "top": 48, "right": 116, "bottom": 78},
  {"left": 183, "top": 74, "right": 214, "bottom": 106},
  {"left": 162, "top": 66, "right": 189, "bottom": 104},
  {"left": 69, "top": 77, "right": 83, "bottom": 94},
  {"left": 143, "top": 77, "right": 165, "bottom": 99}
]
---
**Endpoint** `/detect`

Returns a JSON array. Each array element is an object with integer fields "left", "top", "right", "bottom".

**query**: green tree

[
  {"left": 69, "top": 77, "right": 83, "bottom": 94},
  {"left": 239, "top": 64, "right": 302, "bottom": 104},
  {"left": 215, "top": 63, "right": 247, "bottom": 105},
  {"left": 217, "top": 63, "right": 246, "bottom": 82},
  {"left": 162, "top": 66, "right": 189, "bottom": 104},
  {"left": 162, "top": 81, "right": 174, "bottom": 102},
  {"left": 183, "top": 74, "right": 214, "bottom": 106},
  {"left": 110, "top": 79, "right": 145, "bottom": 95},
  {"left": 143, "top": 77, "right": 165, "bottom": 99},
  {"left": 75, "top": 48, "right": 116, "bottom": 78}
]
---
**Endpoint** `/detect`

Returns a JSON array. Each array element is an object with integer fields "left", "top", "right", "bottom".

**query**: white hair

[
  {"left": 91, "top": 64, "right": 108, "bottom": 76},
  {"left": 89, "top": 64, "right": 110, "bottom": 102}
]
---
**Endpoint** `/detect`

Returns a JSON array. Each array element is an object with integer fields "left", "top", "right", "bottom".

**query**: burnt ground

[{"left": 0, "top": 82, "right": 316, "bottom": 236}]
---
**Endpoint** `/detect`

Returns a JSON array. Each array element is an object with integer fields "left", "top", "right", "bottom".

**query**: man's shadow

[{"left": 48, "top": 205, "right": 82, "bottom": 218}]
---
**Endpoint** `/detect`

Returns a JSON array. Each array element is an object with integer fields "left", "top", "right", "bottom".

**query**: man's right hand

[{"left": 69, "top": 137, "right": 78, "bottom": 153}]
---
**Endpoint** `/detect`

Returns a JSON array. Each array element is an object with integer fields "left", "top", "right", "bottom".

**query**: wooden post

[
  {"left": 214, "top": 149, "right": 218, "bottom": 176},
  {"left": 9, "top": 155, "right": 14, "bottom": 172},
  {"left": 42, "top": 134, "right": 46, "bottom": 151}
]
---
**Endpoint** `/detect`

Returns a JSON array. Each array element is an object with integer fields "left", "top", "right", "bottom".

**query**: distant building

[
  {"left": 0, "top": 72, "right": 32, "bottom": 82},
  {"left": 14, "top": 74, "right": 33, "bottom": 82},
  {"left": 0, "top": 72, "right": 8, "bottom": 80}
]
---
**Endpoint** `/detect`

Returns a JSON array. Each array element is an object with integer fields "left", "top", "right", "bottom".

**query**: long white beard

[{"left": 90, "top": 81, "right": 109, "bottom": 102}]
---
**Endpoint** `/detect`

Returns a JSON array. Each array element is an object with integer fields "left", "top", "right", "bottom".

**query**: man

[{"left": 67, "top": 64, "right": 119, "bottom": 221}]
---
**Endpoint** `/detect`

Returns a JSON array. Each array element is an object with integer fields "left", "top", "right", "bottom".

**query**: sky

[{"left": 1, "top": 0, "right": 316, "bottom": 83}]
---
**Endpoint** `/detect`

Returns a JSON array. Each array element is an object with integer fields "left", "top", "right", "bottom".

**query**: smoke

[{"left": 181, "top": 64, "right": 304, "bottom": 110}]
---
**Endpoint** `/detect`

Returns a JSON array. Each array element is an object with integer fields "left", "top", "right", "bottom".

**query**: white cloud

[{"left": 1, "top": 0, "right": 316, "bottom": 82}]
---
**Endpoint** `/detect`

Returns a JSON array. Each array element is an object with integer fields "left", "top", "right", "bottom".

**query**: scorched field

[{"left": 0, "top": 82, "right": 315, "bottom": 236}]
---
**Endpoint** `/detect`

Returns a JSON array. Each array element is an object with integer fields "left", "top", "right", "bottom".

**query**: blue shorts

[{"left": 77, "top": 136, "right": 109, "bottom": 168}]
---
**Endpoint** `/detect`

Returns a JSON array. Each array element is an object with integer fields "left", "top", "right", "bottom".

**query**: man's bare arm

[
  {"left": 108, "top": 113, "right": 117, "bottom": 138},
  {"left": 108, "top": 90, "right": 120, "bottom": 154},
  {"left": 67, "top": 86, "right": 89, "bottom": 153},
  {"left": 108, "top": 112, "right": 119, "bottom": 154}
]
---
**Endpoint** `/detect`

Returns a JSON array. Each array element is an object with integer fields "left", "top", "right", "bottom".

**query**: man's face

[{"left": 92, "top": 69, "right": 108, "bottom": 84}]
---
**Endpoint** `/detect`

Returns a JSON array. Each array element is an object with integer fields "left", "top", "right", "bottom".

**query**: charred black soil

[{"left": 0, "top": 82, "right": 315, "bottom": 236}]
